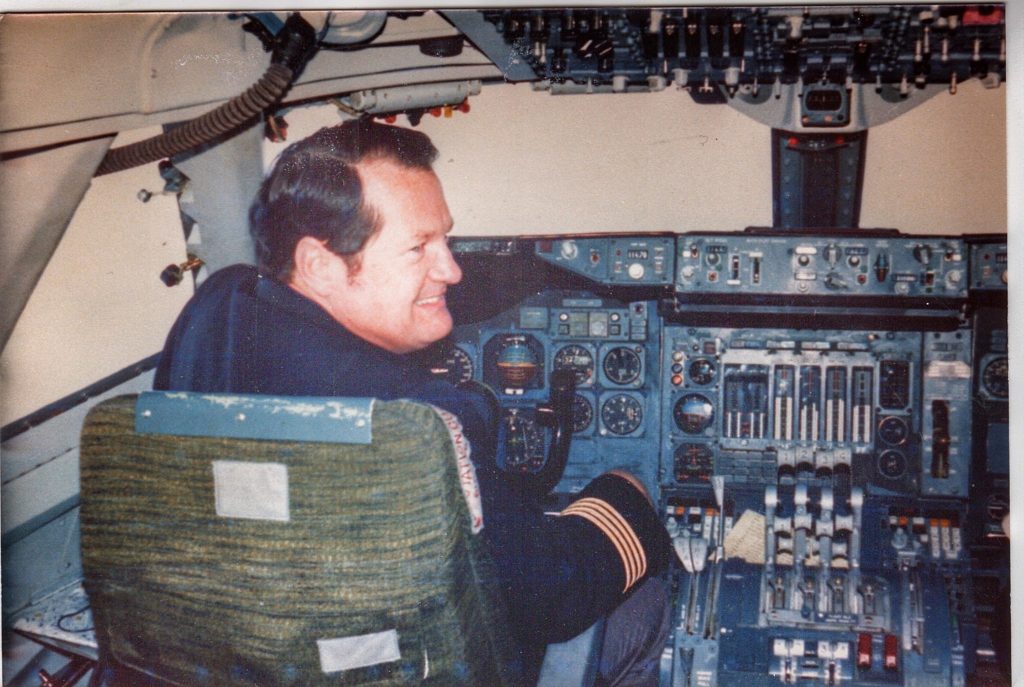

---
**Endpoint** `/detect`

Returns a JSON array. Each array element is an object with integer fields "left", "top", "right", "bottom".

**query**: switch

[
  {"left": 884, "top": 634, "right": 899, "bottom": 670},
  {"left": 874, "top": 252, "right": 890, "bottom": 282},
  {"left": 825, "top": 244, "right": 840, "bottom": 265},
  {"left": 559, "top": 240, "right": 579, "bottom": 260},
  {"left": 857, "top": 633, "right": 872, "bottom": 668}
]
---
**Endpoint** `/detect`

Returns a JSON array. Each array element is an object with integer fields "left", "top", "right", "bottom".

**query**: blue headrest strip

[{"left": 135, "top": 391, "right": 374, "bottom": 444}]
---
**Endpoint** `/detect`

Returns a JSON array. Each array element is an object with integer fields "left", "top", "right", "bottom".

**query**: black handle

[{"left": 531, "top": 368, "right": 576, "bottom": 496}]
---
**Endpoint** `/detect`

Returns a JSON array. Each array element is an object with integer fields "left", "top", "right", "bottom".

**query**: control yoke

[{"left": 532, "top": 368, "right": 577, "bottom": 495}]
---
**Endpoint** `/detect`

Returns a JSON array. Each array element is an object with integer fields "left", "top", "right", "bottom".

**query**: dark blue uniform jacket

[{"left": 154, "top": 265, "right": 671, "bottom": 678}]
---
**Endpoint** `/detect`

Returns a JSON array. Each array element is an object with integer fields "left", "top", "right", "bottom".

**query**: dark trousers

[{"left": 597, "top": 577, "right": 672, "bottom": 687}]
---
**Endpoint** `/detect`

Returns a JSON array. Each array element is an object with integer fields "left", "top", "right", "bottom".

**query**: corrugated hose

[{"left": 95, "top": 13, "right": 316, "bottom": 177}]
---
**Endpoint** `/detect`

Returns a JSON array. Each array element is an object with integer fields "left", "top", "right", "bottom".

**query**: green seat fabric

[{"left": 80, "top": 394, "right": 519, "bottom": 686}]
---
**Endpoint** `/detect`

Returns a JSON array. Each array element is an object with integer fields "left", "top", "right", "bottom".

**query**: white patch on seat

[
  {"left": 211, "top": 461, "right": 289, "bottom": 521},
  {"left": 431, "top": 407, "right": 484, "bottom": 534},
  {"left": 317, "top": 629, "right": 401, "bottom": 674}
]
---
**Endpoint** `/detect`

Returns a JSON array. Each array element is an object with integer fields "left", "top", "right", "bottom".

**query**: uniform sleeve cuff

[{"left": 562, "top": 473, "right": 672, "bottom": 591}]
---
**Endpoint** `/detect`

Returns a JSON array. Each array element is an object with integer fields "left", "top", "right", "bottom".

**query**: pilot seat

[{"left": 78, "top": 391, "right": 599, "bottom": 686}]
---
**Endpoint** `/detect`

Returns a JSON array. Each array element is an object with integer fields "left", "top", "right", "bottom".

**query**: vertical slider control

[
  {"left": 765, "top": 485, "right": 778, "bottom": 576},
  {"left": 799, "top": 366, "right": 821, "bottom": 441},
  {"left": 931, "top": 400, "right": 951, "bottom": 478},
  {"left": 825, "top": 367, "right": 847, "bottom": 443},
  {"left": 817, "top": 487, "right": 834, "bottom": 613},
  {"left": 847, "top": 488, "right": 864, "bottom": 614},
  {"left": 792, "top": 484, "right": 811, "bottom": 610},
  {"left": 851, "top": 368, "right": 873, "bottom": 444},
  {"left": 774, "top": 366, "right": 795, "bottom": 441}
]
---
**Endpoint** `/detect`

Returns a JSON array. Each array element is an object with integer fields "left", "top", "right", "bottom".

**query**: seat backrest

[{"left": 80, "top": 392, "right": 518, "bottom": 686}]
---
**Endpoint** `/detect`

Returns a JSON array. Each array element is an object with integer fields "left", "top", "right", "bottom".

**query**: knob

[
  {"left": 628, "top": 262, "right": 646, "bottom": 280},
  {"left": 559, "top": 240, "right": 579, "bottom": 260},
  {"left": 914, "top": 244, "right": 933, "bottom": 264},
  {"left": 160, "top": 254, "right": 205, "bottom": 287}
]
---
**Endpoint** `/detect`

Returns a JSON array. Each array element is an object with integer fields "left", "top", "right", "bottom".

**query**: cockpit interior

[{"left": 0, "top": 6, "right": 1013, "bottom": 687}]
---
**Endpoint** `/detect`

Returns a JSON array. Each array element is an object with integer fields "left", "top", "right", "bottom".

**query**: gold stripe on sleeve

[{"left": 560, "top": 497, "right": 647, "bottom": 591}]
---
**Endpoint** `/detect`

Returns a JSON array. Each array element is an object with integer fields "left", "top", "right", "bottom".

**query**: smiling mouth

[{"left": 416, "top": 294, "right": 446, "bottom": 306}]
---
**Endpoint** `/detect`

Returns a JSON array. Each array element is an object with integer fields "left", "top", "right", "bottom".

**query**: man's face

[{"left": 323, "top": 159, "right": 462, "bottom": 354}]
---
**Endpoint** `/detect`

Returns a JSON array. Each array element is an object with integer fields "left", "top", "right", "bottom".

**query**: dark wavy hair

[{"left": 249, "top": 118, "right": 439, "bottom": 281}]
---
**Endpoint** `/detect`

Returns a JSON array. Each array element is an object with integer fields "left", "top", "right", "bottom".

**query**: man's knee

[{"left": 598, "top": 577, "right": 671, "bottom": 686}]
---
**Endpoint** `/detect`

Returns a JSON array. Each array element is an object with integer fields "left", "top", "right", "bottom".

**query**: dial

[
  {"left": 426, "top": 344, "right": 474, "bottom": 386},
  {"left": 674, "top": 443, "right": 713, "bottom": 482},
  {"left": 673, "top": 393, "right": 715, "bottom": 434},
  {"left": 572, "top": 393, "right": 594, "bottom": 433},
  {"left": 554, "top": 344, "right": 595, "bottom": 386},
  {"left": 500, "top": 410, "right": 546, "bottom": 473},
  {"left": 603, "top": 346, "right": 642, "bottom": 385},
  {"left": 877, "top": 416, "right": 909, "bottom": 445},
  {"left": 601, "top": 394, "right": 643, "bottom": 435},
  {"left": 877, "top": 449, "right": 908, "bottom": 479},
  {"left": 492, "top": 336, "right": 541, "bottom": 389},
  {"left": 982, "top": 357, "right": 1009, "bottom": 398},
  {"left": 688, "top": 358, "right": 716, "bottom": 385}
]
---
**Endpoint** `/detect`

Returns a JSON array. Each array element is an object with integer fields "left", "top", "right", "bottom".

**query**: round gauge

[
  {"left": 877, "top": 416, "right": 909, "bottom": 445},
  {"left": 982, "top": 357, "right": 1009, "bottom": 398},
  {"left": 688, "top": 358, "right": 716, "bottom": 386},
  {"left": 501, "top": 410, "right": 546, "bottom": 473},
  {"left": 603, "top": 346, "right": 642, "bottom": 385},
  {"left": 554, "top": 344, "right": 595, "bottom": 386},
  {"left": 877, "top": 450, "right": 908, "bottom": 480},
  {"left": 496, "top": 339, "right": 540, "bottom": 388},
  {"left": 601, "top": 394, "right": 643, "bottom": 436},
  {"left": 673, "top": 394, "right": 715, "bottom": 435},
  {"left": 427, "top": 345, "right": 474, "bottom": 386},
  {"left": 674, "top": 443, "right": 714, "bottom": 482},
  {"left": 572, "top": 393, "right": 594, "bottom": 433}
]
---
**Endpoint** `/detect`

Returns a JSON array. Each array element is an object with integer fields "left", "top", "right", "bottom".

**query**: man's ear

[{"left": 291, "top": 236, "right": 350, "bottom": 299}]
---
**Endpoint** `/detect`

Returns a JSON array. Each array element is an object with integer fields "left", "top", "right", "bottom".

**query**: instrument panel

[
  {"left": 428, "top": 229, "right": 1006, "bottom": 687},
  {"left": 435, "top": 293, "right": 663, "bottom": 490},
  {"left": 438, "top": 228, "right": 992, "bottom": 499},
  {"left": 674, "top": 233, "right": 968, "bottom": 299}
]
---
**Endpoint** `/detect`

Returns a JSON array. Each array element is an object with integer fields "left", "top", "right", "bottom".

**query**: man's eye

[{"left": 410, "top": 243, "right": 426, "bottom": 254}]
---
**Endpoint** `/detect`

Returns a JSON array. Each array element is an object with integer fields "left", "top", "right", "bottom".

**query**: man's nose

[{"left": 431, "top": 243, "right": 463, "bottom": 284}]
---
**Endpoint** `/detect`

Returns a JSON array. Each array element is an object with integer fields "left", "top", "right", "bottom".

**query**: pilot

[{"left": 154, "top": 118, "right": 672, "bottom": 685}]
